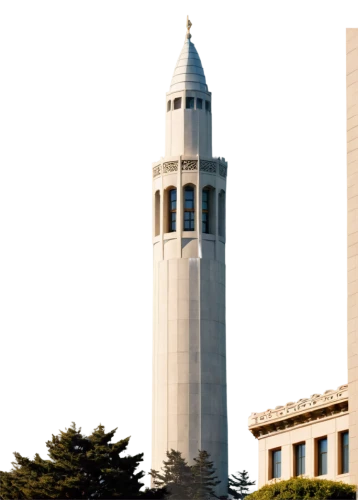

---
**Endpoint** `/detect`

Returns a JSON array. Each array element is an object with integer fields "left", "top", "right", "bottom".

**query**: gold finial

[{"left": 186, "top": 15, "right": 192, "bottom": 39}]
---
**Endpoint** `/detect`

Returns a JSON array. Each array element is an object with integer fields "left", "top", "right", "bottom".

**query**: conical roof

[{"left": 169, "top": 38, "right": 208, "bottom": 93}]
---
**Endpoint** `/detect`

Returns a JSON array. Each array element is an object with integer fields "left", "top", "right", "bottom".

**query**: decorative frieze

[
  {"left": 163, "top": 161, "right": 178, "bottom": 174},
  {"left": 182, "top": 160, "right": 198, "bottom": 171},
  {"left": 153, "top": 164, "right": 161, "bottom": 178},
  {"left": 200, "top": 160, "right": 216, "bottom": 173},
  {"left": 219, "top": 163, "right": 227, "bottom": 178}
]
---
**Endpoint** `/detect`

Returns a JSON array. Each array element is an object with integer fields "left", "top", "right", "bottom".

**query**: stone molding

[
  {"left": 200, "top": 160, "right": 216, "bottom": 173},
  {"left": 153, "top": 164, "right": 161, "bottom": 178},
  {"left": 163, "top": 161, "right": 178, "bottom": 174},
  {"left": 182, "top": 160, "right": 198, "bottom": 171},
  {"left": 248, "top": 385, "right": 348, "bottom": 438}
]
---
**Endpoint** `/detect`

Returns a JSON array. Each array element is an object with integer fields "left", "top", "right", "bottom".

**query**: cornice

[{"left": 248, "top": 385, "right": 348, "bottom": 439}]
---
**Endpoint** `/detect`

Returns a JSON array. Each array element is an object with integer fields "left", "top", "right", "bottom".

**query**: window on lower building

[
  {"left": 174, "top": 97, "right": 182, "bottom": 110},
  {"left": 197, "top": 98, "right": 203, "bottom": 109},
  {"left": 186, "top": 97, "right": 194, "bottom": 109},
  {"left": 295, "top": 443, "right": 305, "bottom": 476},
  {"left": 272, "top": 449, "right": 281, "bottom": 479},
  {"left": 169, "top": 189, "right": 176, "bottom": 232},
  {"left": 205, "top": 100, "right": 211, "bottom": 112},
  {"left": 317, "top": 437, "right": 328, "bottom": 476},
  {"left": 341, "top": 431, "right": 349, "bottom": 474},
  {"left": 184, "top": 186, "right": 195, "bottom": 231}
]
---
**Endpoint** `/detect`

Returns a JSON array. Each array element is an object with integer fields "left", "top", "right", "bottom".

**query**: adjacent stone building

[
  {"left": 248, "top": 29, "right": 358, "bottom": 489},
  {"left": 248, "top": 386, "right": 349, "bottom": 487}
]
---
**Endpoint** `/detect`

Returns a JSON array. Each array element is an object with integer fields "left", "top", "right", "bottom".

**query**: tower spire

[{"left": 186, "top": 15, "right": 192, "bottom": 39}]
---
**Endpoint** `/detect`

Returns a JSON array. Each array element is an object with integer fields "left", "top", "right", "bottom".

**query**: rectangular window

[
  {"left": 202, "top": 189, "right": 209, "bottom": 233},
  {"left": 174, "top": 97, "right": 182, "bottom": 110},
  {"left": 184, "top": 186, "right": 195, "bottom": 231},
  {"left": 167, "top": 100, "right": 171, "bottom": 112},
  {"left": 341, "top": 431, "right": 349, "bottom": 474},
  {"left": 318, "top": 438, "right": 327, "bottom": 476},
  {"left": 169, "top": 189, "right": 177, "bottom": 232},
  {"left": 197, "top": 98, "right": 203, "bottom": 109},
  {"left": 184, "top": 188, "right": 194, "bottom": 210},
  {"left": 272, "top": 449, "right": 281, "bottom": 479},
  {"left": 295, "top": 443, "right": 305, "bottom": 476},
  {"left": 205, "top": 100, "right": 211, "bottom": 112},
  {"left": 186, "top": 97, "right": 195, "bottom": 109},
  {"left": 184, "top": 211, "right": 194, "bottom": 230}
]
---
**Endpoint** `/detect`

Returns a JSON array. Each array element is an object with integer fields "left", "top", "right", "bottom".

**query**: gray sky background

[{"left": 1, "top": 0, "right": 358, "bottom": 491}]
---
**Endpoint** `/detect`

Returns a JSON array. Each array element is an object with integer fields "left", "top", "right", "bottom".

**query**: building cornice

[{"left": 248, "top": 385, "right": 348, "bottom": 439}]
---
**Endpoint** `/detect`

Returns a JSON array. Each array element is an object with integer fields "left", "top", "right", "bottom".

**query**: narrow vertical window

[
  {"left": 197, "top": 98, "right": 203, "bottom": 109},
  {"left": 184, "top": 186, "right": 195, "bottom": 231},
  {"left": 295, "top": 443, "right": 305, "bottom": 476},
  {"left": 155, "top": 190, "right": 160, "bottom": 236},
  {"left": 205, "top": 100, "right": 211, "bottom": 112},
  {"left": 318, "top": 438, "right": 327, "bottom": 476},
  {"left": 218, "top": 190, "right": 226, "bottom": 238},
  {"left": 272, "top": 449, "right": 281, "bottom": 479},
  {"left": 169, "top": 189, "right": 176, "bottom": 232},
  {"left": 202, "top": 188, "right": 209, "bottom": 234},
  {"left": 186, "top": 97, "right": 194, "bottom": 109},
  {"left": 167, "top": 100, "right": 171, "bottom": 112},
  {"left": 174, "top": 97, "right": 182, "bottom": 110},
  {"left": 342, "top": 431, "right": 349, "bottom": 474}
]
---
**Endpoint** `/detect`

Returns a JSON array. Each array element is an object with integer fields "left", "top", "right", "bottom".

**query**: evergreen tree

[
  {"left": 150, "top": 449, "right": 192, "bottom": 499},
  {"left": 229, "top": 470, "right": 255, "bottom": 500},
  {"left": 191, "top": 450, "right": 220, "bottom": 500},
  {"left": 0, "top": 422, "right": 164, "bottom": 499}
]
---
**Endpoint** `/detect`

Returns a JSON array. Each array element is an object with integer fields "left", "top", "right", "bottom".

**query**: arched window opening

[
  {"left": 184, "top": 186, "right": 195, "bottom": 231},
  {"left": 174, "top": 97, "right": 182, "bottom": 110},
  {"left": 202, "top": 188, "right": 210, "bottom": 234},
  {"left": 197, "top": 98, "right": 203, "bottom": 109},
  {"left": 155, "top": 190, "right": 160, "bottom": 236},
  {"left": 205, "top": 100, "right": 211, "bottom": 112},
  {"left": 169, "top": 188, "right": 177, "bottom": 232},
  {"left": 218, "top": 190, "right": 226, "bottom": 238},
  {"left": 167, "top": 100, "right": 171, "bottom": 112}
]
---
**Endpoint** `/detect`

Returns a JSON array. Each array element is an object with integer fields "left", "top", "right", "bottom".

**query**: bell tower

[{"left": 152, "top": 18, "right": 228, "bottom": 497}]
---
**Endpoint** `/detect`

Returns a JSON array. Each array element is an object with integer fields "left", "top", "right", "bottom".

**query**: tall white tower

[{"left": 152, "top": 19, "right": 228, "bottom": 497}]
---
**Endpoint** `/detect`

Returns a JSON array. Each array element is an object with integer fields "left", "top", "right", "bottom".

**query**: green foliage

[
  {"left": 150, "top": 449, "right": 193, "bottom": 499},
  {"left": 229, "top": 470, "right": 255, "bottom": 499},
  {"left": 0, "top": 422, "right": 165, "bottom": 500},
  {"left": 191, "top": 450, "right": 221, "bottom": 499},
  {"left": 246, "top": 476, "right": 356, "bottom": 500},
  {"left": 150, "top": 449, "right": 220, "bottom": 500}
]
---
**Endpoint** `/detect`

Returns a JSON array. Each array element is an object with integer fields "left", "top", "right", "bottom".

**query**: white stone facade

[
  {"left": 347, "top": 28, "right": 358, "bottom": 487},
  {"left": 152, "top": 30, "right": 228, "bottom": 498}
]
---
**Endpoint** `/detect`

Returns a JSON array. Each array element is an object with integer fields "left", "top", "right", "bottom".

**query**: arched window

[
  {"left": 167, "top": 100, "right": 171, "bottom": 112},
  {"left": 155, "top": 190, "right": 160, "bottom": 236},
  {"left": 218, "top": 190, "right": 226, "bottom": 238},
  {"left": 169, "top": 188, "right": 177, "bottom": 232},
  {"left": 184, "top": 186, "right": 195, "bottom": 231},
  {"left": 202, "top": 188, "right": 210, "bottom": 234}
]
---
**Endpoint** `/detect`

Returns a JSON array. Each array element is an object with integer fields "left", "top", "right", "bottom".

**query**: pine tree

[
  {"left": 150, "top": 449, "right": 193, "bottom": 499},
  {"left": 228, "top": 470, "right": 255, "bottom": 500},
  {"left": 190, "top": 450, "right": 220, "bottom": 500},
  {"left": 0, "top": 422, "right": 164, "bottom": 499}
]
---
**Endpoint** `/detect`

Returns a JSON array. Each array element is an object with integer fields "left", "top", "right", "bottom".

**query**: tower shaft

[{"left": 152, "top": 31, "right": 228, "bottom": 497}]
